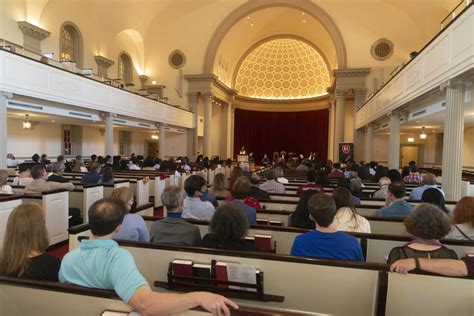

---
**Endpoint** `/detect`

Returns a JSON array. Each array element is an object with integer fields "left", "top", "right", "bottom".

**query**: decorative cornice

[
  {"left": 235, "top": 93, "right": 329, "bottom": 105},
  {"left": 139, "top": 75, "right": 149, "bottom": 82},
  {"left": 333, "top": 68, "right": 371, "bottom": 78},
  {"left": 440, "top": 79, "right": 472, "bottom": 91},
  {"left": 184, "top": 74, "right": 218, "bottom": 82},
  {"left": 335, "top": 89, "right": 347, "bottom": 99},
  {"left": 17, "top": 21, "right": 50, "bottom": 40},
  {"left": 94, "top": 55, "right": 114, "bottom": 68}
]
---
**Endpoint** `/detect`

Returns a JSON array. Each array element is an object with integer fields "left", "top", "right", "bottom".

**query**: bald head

[{"left": 423, "top": 173, "right": 437, "bottom": 186}]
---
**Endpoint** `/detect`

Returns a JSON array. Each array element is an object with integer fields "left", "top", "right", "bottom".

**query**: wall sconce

[
  {"left": 23, "top": 114, "right": 31, "bottom": 129},
  {"left": 407, "top": 137, "right": 414, "bottom": 143},
  {"left": 420, "top": 127, "right": 427, "bottom": 139}
]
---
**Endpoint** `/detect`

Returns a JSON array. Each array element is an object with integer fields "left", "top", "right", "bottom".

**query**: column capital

[
  {"left": 353, "top": 88, "right": 367, "bottom": 99},
  {"left": 187, "top": 92, "right": 199, "bottom": 112},
  {"left": 17, "top": 21, "right": 50, "bottom": 41},
  {"left": 202, "top": 93, "right": 214, "bottom": 102},
  {"left": 335, "top": 89, "right": 347, "bottom": 100},
  {"left": 440, "top": 79, "right": 472, "bottom": 91},
  {"left": 157, "top": 122, "right": 167, "bottom": 128},
  {"left": 1, "top": 91, "right": 13, "bottom": 99},
  {"left": 102, "top": 112, "right": 117, "bottom": 118},
  {"left": 94, "top": 55, "right": 114, "bottom": 69}
]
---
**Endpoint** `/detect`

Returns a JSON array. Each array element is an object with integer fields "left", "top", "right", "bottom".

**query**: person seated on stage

[
  {"left": 0, "top": 203, "right": 61, "bottom": 281},
  {"left": 378, "top": 181, "right": 414, "bottom": 218},
  {"left": 47, "top": 162, "right": 70, "bottom": 183},
  {"left": 387, "top": 204, "right": 457, "bottom": 265},
  {"left": 226, "top": 178, "right": 257, "bottom": 225},
  {"left": 409, "top": 173, "right": 444, "bottom": 200},
  {"left": 446, "top": 197, "right": 474, "bottom": 240},
  {"left": 0, "top": 169, "right": 13, "bottom": 194},
  {"left": 12, "top": 163, "right": 34, "bottom": 187},
  {"left": 290, "top": 193, "right": 364, "bottom": 261},
  {"left": 332, "top": 187, "right": 371, "bottom": 233},
  {"left": 150, "top": 186, "right": 201, "bottom": 246},
  {"left": 248, "top": 152, "right": 255, "bottom": 162},
  {"left": 208, "top": 173, "right": 231, "bottom": 197},
  {"left": 239, "top": 146, "right": 246, "bottom": 155},
  {"left": 328, "top": 162, "right": 344, "bottom": 179},
  {"left": 403, "top": 164, "right": 423, "bottom": 184},
  {"left": 6, "top": 153, "right": 19, "bottom": 167},
  {"left": 202, "top": 203, "right": 257, "bottom": 252},
  {"left": 81, "top": 162, "right": 102, "bottom": 185},
  {"left": 372, "top": 176, "right": 391, "bottom": 199},
  {"left": 60, "top": 198, "right": 238, "bottom": 315},
  {"left": 182, "top": 175, "right": 215, "bottom": 221},
  {"left": 110, "top": 187, "right": 149, "bottom": 242},
  {"left": 289, "top": 190, "right": 318, "bottom": 229},
  {"left": 259, "top": 169, "right": 285, "bottom": 194},
  {"left": 249, "top": 174, "right": 270, "bottom": 201},
  {"left": 261, "top": 153, "right": 270, "bottom": 166},
  {"left": 296, "top": 170, "right": 324, "bottom": 195},
  {"left": 274, "top": 166, "right": 288, "bottom": 184},
  {"left": 422, "top": 188, "right": 450, "bottom": 214}
]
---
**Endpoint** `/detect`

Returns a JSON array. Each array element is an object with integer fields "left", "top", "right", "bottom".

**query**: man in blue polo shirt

[
  {"left": 378, "top": 181, "right": 414, "bottom": 218},
  {"left": 59, "top": 198, "right": 237, "bottom": 315},
  {"left": 290, "top": 193, "right": 364, "bottom": 261}
]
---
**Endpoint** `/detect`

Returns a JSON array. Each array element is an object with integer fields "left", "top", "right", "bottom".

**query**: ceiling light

[
  {"left": 420, "top": 126, "right": 427, "bottom": 139},
  {"left": 151, "top": 131, "right": 159, "bottom": 140},
  {"left": 302, "top": 20, "right": 306, "bottom": 23},
  {"left": 250, "top": 23, "right": 254, "bottom": 27},
  {"left": 302, "top": 12, "right": 306, "bottom": 15},
  {"left": 247, "top": 16, "right": 250, "bottom": 19},
  {"left": 151, "top": 80, "right": 156, "bottom": 85},
  {"left": 23, "top": 114, "right": 31, "bottom": 129},
  {"left": 407, "top": 137, "right": 414, "bottom": 143}
]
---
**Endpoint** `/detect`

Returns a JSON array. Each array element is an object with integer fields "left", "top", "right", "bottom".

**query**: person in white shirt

[
  {"left": 128, "top": 159, "right": 141, "bottom": 170},
  {"left": 0, "top": 169, "right": 13, "bottom": 194},
  {"left": 6, "top": 153, "right": 19, "bottom": 168},
  {"left": 332, "top": 187, "right": 371, "bottom": 233},
  {"left": 12, "top": 163, "right": 34, "bottom": 187},
  {"left": 182, "top": 175, "right": 215, "bottom": 221},
  {"left": 372, "top": 177, "right": 391, "bottom": 200}
]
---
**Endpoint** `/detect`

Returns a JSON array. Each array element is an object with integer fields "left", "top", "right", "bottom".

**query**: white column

[
  {"left": 187, "top": 93, "right": 199, "bottom": 158},
  {"left": 365, "top": 124, "right": 374, "bottom": 162},
  {"left": 104, "top": 113, "right": 114, "bottom": 157},
  {"left": 388, "top": 112, "right": 401, "bottom": 170},
  {"left": 353, "top": 89, "right": 367, "bottom": 162},
  {"left": 327, "top": 101, "right": 335, "bottom": 160},
  {"left": 0, "top": 92, "right": 11, "bottom": 168},
  {"left": 441, "top": 80, "right": 469, "bottom": 201},
  {"left": 333, "top": 89, "right": 347, "bottom": 162},
  {"left": 203, "top": 94, "right": 213, "bottom": 157},
  {"left": 159, "top": 123, "right": 166, "bottom": 160},
  {"left": 226, "top": 101, "right": 233, "bottom": 159}
]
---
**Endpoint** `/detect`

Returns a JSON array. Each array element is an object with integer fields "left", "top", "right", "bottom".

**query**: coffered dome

[{"left": 234, "top": 38, "right": 331, "bottom": 100}]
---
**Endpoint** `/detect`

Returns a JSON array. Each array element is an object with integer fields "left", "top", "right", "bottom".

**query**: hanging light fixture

[
  {"left": 23, "top": 114, "right": 31, "bottom": 129},
  {"left": 420, "top": 126, "right": 427, "bottom": 139},
  {"left": 151, "top": 130, "right": 159, "bottom": 140}
]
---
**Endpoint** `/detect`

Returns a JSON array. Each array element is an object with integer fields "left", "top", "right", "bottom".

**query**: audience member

[
  {"left": 59, "top": 198, "right": 237, "bottom": 315},
  {"left": 296, "top": 160, "right": 309, "bottom": 172},
  {"left": 296, "top": 170, "right": 324, "bottom": 195},
  {"left": 403, "top": 165, "right": 423, "bottom": 184},
  {"left": 337, "top": 179, "right": 361, "bottom": 206},
  {"left": 0, "top": 169, "right": 13, "bottom": 194},
  {"left": 228, "top": 178, "right": 256, "bottom": 225},
  {"left": 387, "top": 204, "right": 457, "bottom": 264},
  {"left": 128, "top": 158, "right": 141, "bottom": 170},
  {"left": 202, "top": 203, "right": 257, "bottom": 251},
  {"left": 182, "top": 175, "right": 215, "bottom": 220},
  {"left": 290, "top": 193, "right": 364, "bottom": 261},
  {"left": 348, "top": 171, "right": 363, "bottom": 197},
  {"left": 378, "top": 181, "right": 414, "bottom": 218},
  {"left": 289, "top": 190, "right": 318, "bottom": 230},
  {"left": 229, "top": 167, "right": 243, "bottom": 189},
  {"left": 371, "top": 165, "right": 388, "bottom": 183},
  {"left": 387, "top": 169, "right": 402, "bottom": 182},
  {"left": 249, "top": 174, "right": 270, "bottom": 200},
  {"left": 100, "top": 166, "right": 114, "bottom": 185},
  {"left": 409, "top": 173, "right": 444, "bottom": 200},
  {"left": 40, "top": 154, "right": 50, "bottom": 167},
  {"left": 208, "top": 173, "right": 230, "bottom": 197},
  {"left": 446, "top": 197, "right": 474, "bottom": 240},
  {"left": 110, "top": 187, "right": 149, "bottom": 242},
  {"left": 372, "top": 177, "right": 391, "bottom": 199},
  {"left": 6, "top": 153, "right": 18, "bottom": 167},
  {"left": 87, "top": 154, "right": 98, "bottom": 170},
  {"left": 421, "top": 188, "right": 450, "bottom": 214},
  {"left": 12, "top": 163, "right": 34, "bottom": 186},
  {"left": 150, "top": 186, "right": 201, "bottom": 246},
  {"left": 25, "top": 165, "right": 74, "bottom": 194},
  {"left": 332, "top": 187, "right": 371, "bottom": 233},
  {"left": 47, "top": 162, "right": 69, "bottom": 183},
  {"left": 81, "top": 162, "right": 102, "bottom": 185},
  {"left": 31, "top": 153, "right": 40, "bottom": 164},
  {"left": 274, "top": 167, "right": 288, "bottom": 184},
  {"left": 0, "top": 203, "right": 60, "bottom": 281},
  {"left": 391, "top": 257, "right": 474, "bottom": 278},
  {"left": 259, "top": 169, "right": 285, "bottom": 194},
  {"left": 328, "top": 163, "right": 344, "bottom": 179}
]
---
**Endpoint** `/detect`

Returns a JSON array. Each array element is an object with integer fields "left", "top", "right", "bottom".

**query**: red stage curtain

[{"left": 234, "top": 108, "right": 329, "bottom": 162}]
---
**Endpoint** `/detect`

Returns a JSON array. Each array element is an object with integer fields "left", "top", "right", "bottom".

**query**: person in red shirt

[{"left": 297, "top": 170, "right": 325, "bottom": 195}]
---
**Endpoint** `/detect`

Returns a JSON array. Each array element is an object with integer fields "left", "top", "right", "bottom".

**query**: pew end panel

[{"left": 0, "top": 197, "right": 23, "bottom": 246}]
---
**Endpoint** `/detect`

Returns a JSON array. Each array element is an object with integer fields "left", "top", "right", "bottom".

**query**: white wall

[{"left": 166, "top": 133, "right": 188, "bottom": 157}]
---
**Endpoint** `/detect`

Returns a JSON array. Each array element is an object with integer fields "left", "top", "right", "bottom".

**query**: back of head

[
  {"left": 212, "top": 173, "right": 228, "bottom": 191},
  {"left": 250, "top": 173, "right": 260, "bottom": 185},
  {"left": 409, "top": 165, "right": 418, "bottom": 173},
  {"left": 88, "top": 198, "right": 127, "bottom": 236},
  {"left": 101, "top": 166, "right": 114, "bottom": 182},
  {"left": 423, "top": 173, "right": 437, "bottom": 185},
  {"left": 307, "top": 193, "right": 337, "bottom": 227},
  {"left": 209, "top": 203, "right": 249, "bottom": 241},
  {"left": 110, "top": 187, "right": 133, "bottom": 211},
  {"left": 292, "top": 190, "right": 318, "bottom": 229},
  {"left": 274, "top": 167, "right": 284, "bottom": 178},
  {"left": 232, "top": 177, "right": 251, "bottom": 199},
  {"left": 378, "top": 176, "right": 391, "bottom": 188},
  {"left": 90, "top": 154, "right": 97, "bottom": 161},
  {"left": 184, "top": 174, "right": 206, "bottom": 197},
  {"left": 307, "top": 170, "right": 317, "bottom": 183},
  {"left": 333, "top": 162, "right": 341, "bottom": 170},
  {"left": 404, "top": 203, "right": 450, "bottom": 239},
  {"left": 388, "top": 181, "right": 406, "bottom": 198},
  {"left": 90, "top": 162, "right": 101, "bottom": 172},
  {"left": 263, "top": 169, "right": 275, "bottom": 181},
  {"left": 18, "top": 163, "right": 31, "bottom": 173},
  {"left": 161, "top": 185, "right": 182, "bottom": 211},
  {"left": 30, "top": 165, "right": 45, "bottom": 179},
  {"left": 421, "top": 188, "right": 446, "bottom": 211},
  {"left": 332, "top": 187, "right": 354, "bottom": 210},
  {"left": 387, "top": 169, "right": 402, "bottom": 182},
  {"left": 452, "top": 197, "right": 474, "bottom": 226},
  {"left": 0, "top": 203, "right": 49, "bottom": 277},
  {"left": 0, "top": 169, "right": 8, "bottom": 186},
  {"left": 31, "top": 154, "right": 39, "bottom": 162},
  {"left": 51, "top": 161, "right": 65, "bottom": 174},
  {"left": 57, "top": 155, "right": 65, "bottom": 163}
]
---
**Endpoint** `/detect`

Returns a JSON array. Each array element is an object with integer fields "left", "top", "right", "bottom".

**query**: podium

[{"left": 237, "top": 155, "right": 248, "bottom": 162}]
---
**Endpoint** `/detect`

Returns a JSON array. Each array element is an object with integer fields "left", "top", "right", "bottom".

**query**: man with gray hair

[
  {"left": 409, "top": 173, "right": 445, "bottom": 200},
  {"left": 150, "top": 185, "right": 201, "bottom": 246},
  {"left": 47, "top": 161, "right": 69, "bottom": 183}
]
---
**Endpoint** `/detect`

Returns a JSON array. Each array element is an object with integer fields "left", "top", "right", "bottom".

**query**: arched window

[
  {"left": 59, "top": 22, "right": 83, "bottom": 68},
  {"left": 118, "top": 53, "right": 133, "bottom": 84}
]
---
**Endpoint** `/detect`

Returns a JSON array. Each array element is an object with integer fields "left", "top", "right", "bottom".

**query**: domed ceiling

[{"left": 234, "top": 38, "right": 331, "bottom": 100}]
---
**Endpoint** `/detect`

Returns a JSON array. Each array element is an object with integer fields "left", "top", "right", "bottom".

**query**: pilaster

[
  {"left": 94, "top": 55, "right": 114, "bottom": 78},
  {"left": 0, "top": 92, "right": 12, "bottom": 168},
  {"left": 388, "top": 111, "right": 401, "bottom": 169},
  {"left": 17, "top": 21, "right": 50, "bottom": 54}
]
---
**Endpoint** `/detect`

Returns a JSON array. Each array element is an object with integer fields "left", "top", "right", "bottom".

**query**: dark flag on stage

[{"left": 339, "top": 143, "right": 354, "bottom": 163}]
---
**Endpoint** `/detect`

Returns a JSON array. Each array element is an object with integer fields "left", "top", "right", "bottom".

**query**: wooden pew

[
  {"left": 69, "top": 184, "right": 104, "bottom": 223},
  {"left": 0, "top": 195, "right": 23, "bottom": 245}
]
